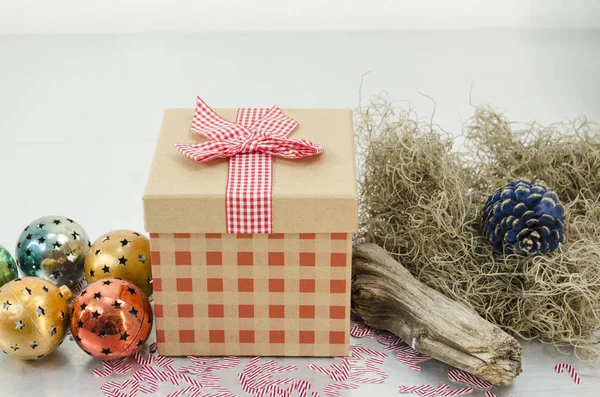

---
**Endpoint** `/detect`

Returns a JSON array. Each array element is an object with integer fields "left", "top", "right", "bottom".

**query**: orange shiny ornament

[
  {"left": 85, "top": 230, "right": 152, "bottom": 297},
  {"left": 70, "top": 278, "right": 152, "bottom": 360},
  {"left": 0, "top": 277, "right": 72, "bottom": 360}
]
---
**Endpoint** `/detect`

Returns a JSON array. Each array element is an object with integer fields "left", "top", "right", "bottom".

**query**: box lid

[{"left": 143, "top": 108, "right": 357, "bottom": 233}]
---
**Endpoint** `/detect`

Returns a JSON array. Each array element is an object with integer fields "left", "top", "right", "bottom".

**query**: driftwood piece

[{"left": 352, "top": 243, "right": 522, "bottom": 386}]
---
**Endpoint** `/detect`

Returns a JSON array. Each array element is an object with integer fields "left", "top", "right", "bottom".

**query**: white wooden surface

[{"left": 0, "top": 30, "right": 599, "bottom": 395}]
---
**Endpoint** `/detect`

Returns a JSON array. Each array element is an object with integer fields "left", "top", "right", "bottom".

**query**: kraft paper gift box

[{"left": 143, "top": 100, "right": 357, "bottom": 357}]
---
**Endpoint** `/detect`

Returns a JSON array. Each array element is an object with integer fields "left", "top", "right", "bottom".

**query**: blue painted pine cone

[{"left": 482, "top": 180, "right": 566, "bottom": 256}]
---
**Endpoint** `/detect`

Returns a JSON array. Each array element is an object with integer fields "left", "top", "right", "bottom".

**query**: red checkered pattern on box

[
  {"left": 150, "top": 232, "right": 351, "bottom": 357},
  {"left": 175, "top": 97, "right": 324, "bottom": 234}
]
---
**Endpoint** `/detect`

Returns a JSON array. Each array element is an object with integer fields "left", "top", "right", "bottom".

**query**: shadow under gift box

[{"left": 143, "top": 108, "right": 357, "bottom": 357}]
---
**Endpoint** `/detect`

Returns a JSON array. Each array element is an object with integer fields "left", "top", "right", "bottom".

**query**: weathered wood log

[{"left": 352, "top": 243, "right": 522, "bottom": 386}]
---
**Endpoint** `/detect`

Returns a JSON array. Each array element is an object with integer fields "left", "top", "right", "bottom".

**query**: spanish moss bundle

[{"left": 356, "top": 95, "right": 600, "bottom": 357}]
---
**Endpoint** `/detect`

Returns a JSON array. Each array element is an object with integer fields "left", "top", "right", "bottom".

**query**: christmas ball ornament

[
  {"left": 70, "top": 278, "right": 153, "bottom": 360},
  {"left": 0, "top": 245, "right": 18, "bottom": 287},
  {"left": 483, "top": 179, "right": 566, "bottom": 256},
  {"left": 0, "top": 277, "right": 72, "bottom": 360},
  {"left": 85, "top": 230, "right": 152, "bottom": 296},
  {"left": 16, "top": 216, "right": 90, "bottom": 288}
]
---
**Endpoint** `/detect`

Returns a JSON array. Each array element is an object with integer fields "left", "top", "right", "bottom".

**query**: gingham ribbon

[{"left": 176, "top": 97, "right": 324, "bottom": 234}]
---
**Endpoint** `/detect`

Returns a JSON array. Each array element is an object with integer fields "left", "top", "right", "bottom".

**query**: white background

[{"left": 1, "top": 0, "right": 600, "bottom": 33}]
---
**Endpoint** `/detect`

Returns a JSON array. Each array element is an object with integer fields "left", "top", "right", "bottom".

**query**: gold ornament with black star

[
  {"left": 85, "top": 230, "right": 152, "bottom": 296},
  {"left": 0, "top": 277, "right": 72, "bottom": 360},
  {"left": 70, "top": 278, "right": 152, "bottom": 360}
]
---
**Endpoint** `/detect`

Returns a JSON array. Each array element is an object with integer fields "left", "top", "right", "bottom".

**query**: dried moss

[{"left": 356, "top": 95, "right": 600, "bottom": 357}]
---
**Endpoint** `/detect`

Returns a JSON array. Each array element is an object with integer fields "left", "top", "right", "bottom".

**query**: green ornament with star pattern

[
  {"left": 15, "top": 216, "right": 90, "bottom": 288},
  {"left": 0, "top": 244, "right": 18, "bottom": 288}
]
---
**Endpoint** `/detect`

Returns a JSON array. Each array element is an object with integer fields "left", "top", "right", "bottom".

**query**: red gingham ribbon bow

[{"left": 176, "top": 97, "right": 324, "bottom": 234}]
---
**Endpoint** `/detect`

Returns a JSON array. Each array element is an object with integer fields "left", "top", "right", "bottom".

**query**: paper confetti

[
  {"left": 555, "top": 363, "right": 581, "bottom": 385},
  {"left": 447, "top": 369, "right": 492, "bottom": 390}
]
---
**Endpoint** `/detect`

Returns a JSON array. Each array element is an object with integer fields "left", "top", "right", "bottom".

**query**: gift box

[{"left": 143, "top": 98, "right": 357, "bottom": 356}]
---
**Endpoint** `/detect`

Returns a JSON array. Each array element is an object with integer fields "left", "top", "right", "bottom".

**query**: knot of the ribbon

[
  {"left": 175, "top": 97, "right": 324, "bottom": 163},
  {"left": 238, "top": 136, "right": 261, "bottom": 154},
  {"left": 175, "top": 97, "right": 324, "bottom": 234}
]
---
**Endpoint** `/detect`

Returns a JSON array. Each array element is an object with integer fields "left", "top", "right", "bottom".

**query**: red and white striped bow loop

[{"left": 176, "top": 97, "right": 324, "bottom": 234}]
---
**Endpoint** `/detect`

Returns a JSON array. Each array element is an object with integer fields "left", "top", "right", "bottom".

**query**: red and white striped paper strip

[
  {"left": 309, "top": 344, "right": 389, "bottom": 396},
  {"left": 350, "top": 321, "right": 377, "bottom": 338},
  {"left": 201, "top": 382, "right": 230, "bottom": 394},
  {"left": 439, "top": 386, "right": 473, "bottom": 396},
  {"left": 349, "top": 357, "right": 388, "bottom": 384},
  {"left": 351, "top": 345, "right": 387, "bottom": 360},
  {"left": 155, "top": 355, "right": 176, "bottom": 368},
  {"left": 555, "top": 363, "right": 581, "bottom": 385},
  {"left": 166, "top": 386, "right": 200, "bottom": 397},
  {"left": 176, "top": 356, "right": 239, "bottom": 395},
  {"left": 447, "top": 370, "right": 492, "bottom": 390},
  {"left": 130, "top": 360, "right": 178, "bottom": 395},
  {"left": 238, "top": 356, "right": 314, "bottom": 397},
  {"left": 308, "top": 359, "right": 350, "bottom": 382},
  {"left": 292, "top": 379, "right": 312, "bottom": 397},
  {"left": 323, "top": 382, "right": 360, "bottom": 397},
  {"left": 386, "top": 343, "right": 431, "bottom": 372},
  {"left": 132, "top": 368, "right": 158, "bottom": 394},
  {"left": 484, "top": 392, "right": 514, "bottom": 397},
  {"left": 166, "top": 373, "right": 204, "bottom": 397},
  {"left": 180, "top": 356, "right": 241, "bottom": 375},
  {"left": 170, "top": 373, "right": 201, "bottom": 387},
  {"left": 98, "top": 342, "right": 241, "bottom": 397},
  {"left": 309, "top": 344, "right": 387, "bottom": 384},
  {"left": 399, "top": 384, "right": 473, "bottom": 397},
  {"left": 132, "top": 342, "right": 161, "bottom": 366},
  {"left": 147, "top": 364, "right": 177, "bottom": 382},
  {"left": 202, "top": 394, "right": 236, "bottom": 397},
  {"left": 133, "top": 350, "right": 154, "bottom": 366},
  {"left": 100, "top": 379, "right": 140, "bottom": 397},
  {"left": 94, "top": 358, "right": 133, "bottom": 377},
  {"left": 253, "top": 376, "right": 295, "bottom": 389},
  {"left": 399, "top": 384, "right": 444, "bottom": 397}
]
